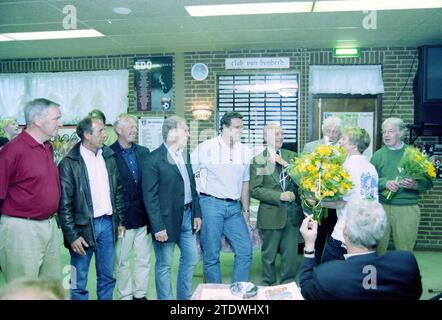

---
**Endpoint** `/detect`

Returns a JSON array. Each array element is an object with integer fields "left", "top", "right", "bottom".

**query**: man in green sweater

[{"left": 371, "top": 117, "right": 433, "bottom": 254}]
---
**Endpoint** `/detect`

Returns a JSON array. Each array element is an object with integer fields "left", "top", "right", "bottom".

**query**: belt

[
  {"left": 184, "top": 202, "right": 192, "bottom": 210},
  {"left": 3, "top": 214, "right": 54, "bottom": 221},
  {"left": 94, "top": 215, "right": 112, "bottom": 220},
  {"left": 199, "top": 193, "right": 238, "bottom": 202}
]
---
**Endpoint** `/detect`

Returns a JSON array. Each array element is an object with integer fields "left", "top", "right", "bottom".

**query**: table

[{"left": 191, "top": 282, "right": 304, "bottom": 300}]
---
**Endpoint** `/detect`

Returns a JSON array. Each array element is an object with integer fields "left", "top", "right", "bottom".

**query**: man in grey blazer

[{"left": 142, "top": 116, "right": 201, "bottom": 300}]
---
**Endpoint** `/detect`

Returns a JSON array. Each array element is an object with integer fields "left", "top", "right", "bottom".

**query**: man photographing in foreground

[{"left": 299, "top": 200, "right": 422, "bottom": 300}]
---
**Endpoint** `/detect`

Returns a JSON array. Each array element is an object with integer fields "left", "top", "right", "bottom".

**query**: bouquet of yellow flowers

[
  {"left": 286, "top": 145, "right": 353, "bottom": 224},
  {"left": 383, "top": 146, "right": 436, "bottom": 200}
]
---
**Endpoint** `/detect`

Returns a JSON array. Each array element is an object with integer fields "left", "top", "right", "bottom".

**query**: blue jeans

[
  {"left": 321, "top": 236, "right": 347, "bottom": 263},
  {"left": 199, "top": 195, "right": 252, "bottom": 283},
  {"left": 152, "top": 208, "right": 198, "bottom": 300},
  {"left": 70, "top": 215, "right": 116, "bottom": 300}
]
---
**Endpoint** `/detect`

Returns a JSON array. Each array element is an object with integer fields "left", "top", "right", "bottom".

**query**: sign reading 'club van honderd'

[{"left": 225, "top": 57, "right": 290, "bottom": 69}]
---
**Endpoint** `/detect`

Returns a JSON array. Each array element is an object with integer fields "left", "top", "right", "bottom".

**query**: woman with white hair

[{"left": 319, "top": 126, "right": 379, "bottom": 263}]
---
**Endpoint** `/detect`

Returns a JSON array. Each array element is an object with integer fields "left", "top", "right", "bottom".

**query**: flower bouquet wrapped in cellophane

[
  {"left": 286, "top": 145, "right": 353, "bottom": 224},
  {"left": 382, "top": 146, "right": 437, "bottom": 200}
]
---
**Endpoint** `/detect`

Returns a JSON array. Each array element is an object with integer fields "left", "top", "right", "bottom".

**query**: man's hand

[
  {"left": 155, "top": 230, "right": 168, "bottom": 242},
  {"left": 193, "top": 218, "right": 202, "bottom": 233},
  {"left": 304, "top": 195, "right": 317, "bottom": 207},
  {"left": 243, "top": 210, "right": 251, "bottom": 225},
  {"left": 71, "top": 236, "right": 89, "bottom": 256},
  {"left": 280, "top": 191, "right": 296, "bottom": 202},
  {"left": 386, "top": 180, "right": 400, "bottom": 192},
  {"left": 300, "top": 216, "right": 318, "bottom": 251},
  {"left": 118, "top": 226, "right": 126, "bottom": 238},
  {"left": 399, "top": 178, "right": 418, "bottom": 190}
]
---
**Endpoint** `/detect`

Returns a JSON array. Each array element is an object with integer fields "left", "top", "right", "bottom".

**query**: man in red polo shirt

[{"left": 0, "top": 98, "right": 62, "bottom": 282}]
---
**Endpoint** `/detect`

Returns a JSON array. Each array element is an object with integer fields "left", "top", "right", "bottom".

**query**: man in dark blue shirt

[{"left": 110, "top": 114, "right": 151, "bottom": 300}]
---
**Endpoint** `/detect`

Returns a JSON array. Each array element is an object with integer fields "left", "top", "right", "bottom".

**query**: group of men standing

[
  {"left": 0, "top": 98, "right": 433, "bottom": 300},
  {"left": 0, "top": 101, "right": 256, "bottom": 300}
]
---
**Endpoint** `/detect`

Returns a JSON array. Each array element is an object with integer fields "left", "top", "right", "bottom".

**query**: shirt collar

[
  {"left": 21, "top": 130, "right": 48, "bottom": 148},
  {"left": 217, "top": 135, "right": 239, "bottom": 149},
  {"left": 80, "top": 143, "right": 103, "bottom": 157},
  {"left": 118, "top": 141, "right": 135, "bottom": 154},
  {"left": 344, "top": 250, "right": 376, "bottom": 260},
  {"left": 347, "top": 154, "right": 366, "bottom": 160},
  {"left": 164, "top": 143, "right": 182, "bottom": 157},
  {"left": 267, "top": 147, "right": 281, "bottom": 156},
  {"left": 387, "top": 142, "right": 405, "bottom": 150}
]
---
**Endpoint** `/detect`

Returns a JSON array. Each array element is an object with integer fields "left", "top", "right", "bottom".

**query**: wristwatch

[{"left": 303, "top": 248, "right": 315, "bottom": 255}]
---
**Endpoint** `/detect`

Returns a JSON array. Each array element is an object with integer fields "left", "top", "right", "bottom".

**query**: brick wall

[
  {"left": 1, "top": 46, "right": 441, "bottom": 249},
  {"left": 0, "top": 54, "right": 174, "bottom": 118},
  {"left": 183, "top": 47, "right": 441, "bottom": 250}
]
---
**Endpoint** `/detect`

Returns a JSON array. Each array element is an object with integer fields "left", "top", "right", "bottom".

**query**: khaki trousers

[
  {"left": 0, "top": 215, "right": 61, "bottom": 282},
  {"left": 377, "top": 204, "right": 420, "bottom": 255},
  {"left": 115, "top": 226, "right": 152, "bottom": 300}
]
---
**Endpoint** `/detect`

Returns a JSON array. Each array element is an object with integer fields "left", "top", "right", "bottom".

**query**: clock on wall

[{"left": 191, "top": 63, "right": 209, "bottom": 81}]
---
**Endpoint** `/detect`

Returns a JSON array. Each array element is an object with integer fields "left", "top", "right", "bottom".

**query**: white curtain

[
  {"left": 0, "top": 74, "right": 29, "bottom": 123},
  {"left": 0, "top": 70, "right": 128, "bottom": 124},
  {"left": 309, "top": 65, "right": 384, "bottom": 95}
]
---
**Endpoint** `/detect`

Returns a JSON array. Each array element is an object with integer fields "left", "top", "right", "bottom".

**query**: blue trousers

[
  {"left": 70, "top": 215, "right": 116, "bottom": 300},
  {"left": 152, "top": 208, "right": 198, "bottom": 300},
  {"left": 199, "top": 195, "right": 252, "bottom": 283}
]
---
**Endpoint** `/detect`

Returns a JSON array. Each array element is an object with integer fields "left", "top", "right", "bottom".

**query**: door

[{"left": 309, "top": 94, "right": 382, "bottom": 158}]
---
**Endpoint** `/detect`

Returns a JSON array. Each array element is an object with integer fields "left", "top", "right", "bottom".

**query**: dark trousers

[
  {"left": 314, "top": 208, "right": 337, "bottom": 264},
  {"left": 260, "top": 219, "right": 298, "bottom": 286}
]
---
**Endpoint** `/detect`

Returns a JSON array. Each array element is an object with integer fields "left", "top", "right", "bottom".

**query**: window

[
  {"left": 217, "top": 73, "right": 299, "bottom": 151},
  {"left": 0, "top": 70, "right": 128, "bottom": 124}
]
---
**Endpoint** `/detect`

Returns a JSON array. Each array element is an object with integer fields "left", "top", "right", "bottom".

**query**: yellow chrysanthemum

[
  {"left": 287, "top": 144, "right": 353, "bottom": 225},
  {"left": 316, "top": 145, "right": 331, "bottom": 157}
]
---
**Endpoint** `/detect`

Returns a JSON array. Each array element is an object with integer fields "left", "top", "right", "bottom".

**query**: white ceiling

[{"left": 0, "top": 0, "right": 442, "bottom": 59}]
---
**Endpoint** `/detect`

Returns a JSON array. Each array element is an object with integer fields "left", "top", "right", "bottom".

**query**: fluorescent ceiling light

[
  {"left": 112, "top": 7, "right": 131, "bottom": 15},
  {"left": 1, "top": 29, "right": 104, "bottom": 41},
  {"left": 314, "top": 0, "right": 442, "bottom": 12},
  {"left": 185, "top": 2, "right": 313, "bottom": 16},
  {"left": 0, "top": 35, "right": 13, "bottom": 42}
]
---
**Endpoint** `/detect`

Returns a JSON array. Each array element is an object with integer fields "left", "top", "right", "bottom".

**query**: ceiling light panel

[
  {"left": 185, "top": 2, "right": 313, "bottom": 16},
  {"left": 314, "top": 0, "right": 442, "bottom": 12},
  {"left": 1, "top": 29, "right": 104, "bottom": 41}
]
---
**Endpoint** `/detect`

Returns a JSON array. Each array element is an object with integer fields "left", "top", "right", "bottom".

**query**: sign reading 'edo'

[{"left": 225, "top": 57, "right": 290, "bottom": 69}]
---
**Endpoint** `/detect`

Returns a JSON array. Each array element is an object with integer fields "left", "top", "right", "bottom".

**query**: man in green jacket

[
  {"left": 250, "top": 123, "right": 302, "bottom": 285},
  {"left": 371, "top": 117, "right": 433, "bottom": 254}
]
